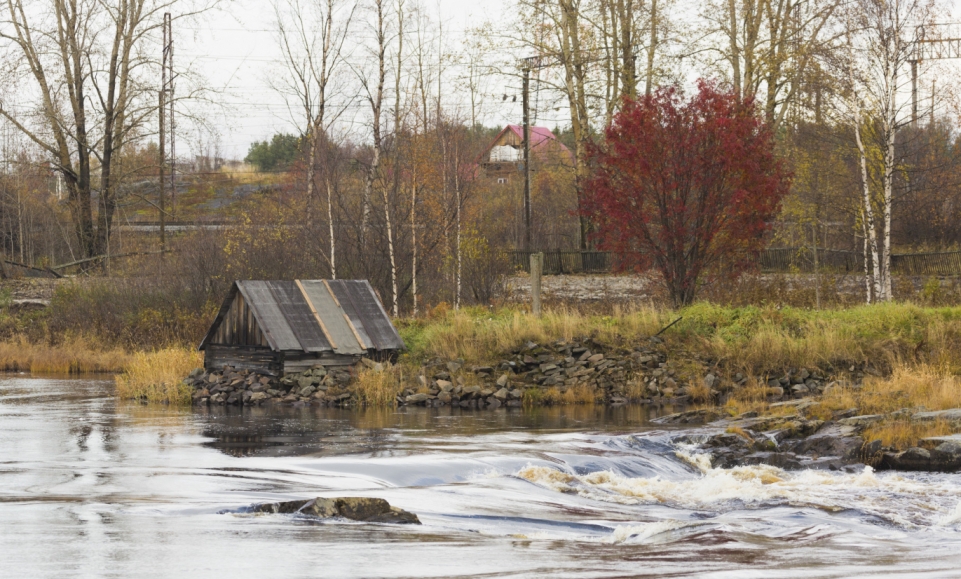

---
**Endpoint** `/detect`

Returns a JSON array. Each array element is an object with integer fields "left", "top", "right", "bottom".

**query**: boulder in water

[{"left": 252, "top": 497, "right": 420, "bottom": 524}]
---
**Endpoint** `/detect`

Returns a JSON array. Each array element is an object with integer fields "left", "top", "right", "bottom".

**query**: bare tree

[
  {"left": 0, "top": 0, "right": 212, "bottom": 260},
  {"left": 273, "top": 0, "right": 355, "bottom": 278},
  {"left": 705, "top": 0, "right": 841, "bottom": 129}
]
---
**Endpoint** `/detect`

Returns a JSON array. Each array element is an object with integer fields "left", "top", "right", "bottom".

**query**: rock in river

[{"left": 251, "top": 497, "right": 421, "bottom": 524}]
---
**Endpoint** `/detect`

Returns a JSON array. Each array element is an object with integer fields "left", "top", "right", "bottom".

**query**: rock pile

[{"left": 185, "top": 365, "right": 357, "bottom": 407}]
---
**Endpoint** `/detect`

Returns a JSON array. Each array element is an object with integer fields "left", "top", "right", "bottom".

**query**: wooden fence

[{"left": 508, "top": 248, "right": 961, "bottom": 276}]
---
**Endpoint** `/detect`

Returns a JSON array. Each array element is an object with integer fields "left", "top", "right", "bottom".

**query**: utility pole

[
  {"left": 522, "top": 66, "right": 532, "bottom": 251},
  {"left": 911, "top": 59, "right": 918, "bottom": 127},
  {"left": 158, "top": 90, "right": 166, "bottom": 258},
  {"left": 163, "top": 13, "right": 176, "bottom": 217}
]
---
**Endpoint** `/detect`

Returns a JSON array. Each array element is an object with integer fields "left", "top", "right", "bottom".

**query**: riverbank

[
  {"left": 177, "top": 303, "right": 961, "bottom": 463},
  {"left": 8, "top": 300, "right": 961, "bottom": 465}
]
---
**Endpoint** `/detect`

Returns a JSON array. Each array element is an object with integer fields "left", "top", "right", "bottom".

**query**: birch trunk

[
  {"left": 854, "top": 119, "right": 882, "bottom": 301},
  {"left": 881, "top": 61, "right": 896, "bottom": 301},
  {"left": 411, "top": 176, "right": 417, "bottom": 316},
  {"left": 381, "top": 0, "right": 402, "bottom": 316},
  {"left": 862, "top": 216, "right": 872, "bottom": 303},
  {"left": 326, "top": 176, "right": 336, "bottom": 279},
  {"left": 454, "top": 140, "right": 461, "bottom": 310},
  {"left": 361, "top": 0, "right": 388, "bottom": 242}
]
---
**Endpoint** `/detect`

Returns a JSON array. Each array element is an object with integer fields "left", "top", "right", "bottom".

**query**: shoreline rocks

[
  {"left": 658, "top": 406, "right": 961, "bottom": 473},
  {"left": 183, "top": 335, "right": 873, "bottom": 410}
]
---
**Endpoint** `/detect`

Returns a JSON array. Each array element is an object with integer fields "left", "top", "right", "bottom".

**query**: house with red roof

[{"left": 479, "top": 124, "right": 575, "bottom": 184}]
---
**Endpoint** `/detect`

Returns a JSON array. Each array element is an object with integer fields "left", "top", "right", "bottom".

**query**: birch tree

[
  {"left": 845, "top": 0, "right": 935, "bottom": 302},
  {"left": 274, "top": 0, "right": 355, "bottom": 278}
]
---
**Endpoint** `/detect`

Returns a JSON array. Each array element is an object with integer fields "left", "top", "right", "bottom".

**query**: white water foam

[
  {"left": 604, "top": 520, "right": 691, "bottom": 544},
  {"left": 937, "top": 501, "right": 961, "bottom": 527},
  {"left": 517, "top": 459, "right": 961, "bottom": 529}
]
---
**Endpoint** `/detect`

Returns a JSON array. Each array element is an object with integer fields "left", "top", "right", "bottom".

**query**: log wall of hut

[
  {"left": 204, "top": 345, "right": 281, "bottom": 374},
  {"left": 282, "top": 351, "right": 359, "bottom": 372},
  {"left": 210, "top": 291, "right": 267, "bottom": 346}
]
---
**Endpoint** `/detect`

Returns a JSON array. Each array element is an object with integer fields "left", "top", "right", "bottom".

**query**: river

[{"left": 2, "top": 376, "right": 961, "bottom": 578}]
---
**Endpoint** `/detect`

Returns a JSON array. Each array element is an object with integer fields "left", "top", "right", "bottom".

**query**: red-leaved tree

[{"left": 585, "top": 81, "right": 791, "bottom": 307}]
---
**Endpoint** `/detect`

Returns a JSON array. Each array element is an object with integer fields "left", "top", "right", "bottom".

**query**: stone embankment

[
  {"left": 186, "top": 365, "right": 356, "bottom": 407},
  {"left": 656, "top": 403, "right": 961, "bottom": 473},
  {"left": 186, "top": 336, "right": 859, "bottom": 409}
]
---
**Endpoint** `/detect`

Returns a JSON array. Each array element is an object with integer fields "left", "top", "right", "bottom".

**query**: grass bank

[
  {"left": 0, "top": 335, "right": 131, "bottom": 373},
  {"left": 384, "top": 303, "right": 961, "bottom": 448},
  {"left": 397, "top": 302, "right": 961, "bottom": 374}
]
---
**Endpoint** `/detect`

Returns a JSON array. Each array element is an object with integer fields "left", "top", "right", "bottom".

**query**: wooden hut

[{"left": 199, "top": 280, "right": 405, "bottom": 375}]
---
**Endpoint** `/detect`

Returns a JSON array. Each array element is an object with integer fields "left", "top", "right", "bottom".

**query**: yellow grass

[
  {"left": 353, "top": 365, "right": 405, "bottom": 407},
  {"left": 725, "top": 426, "right": 755, "bottom": 442},
  {"left": 114, "top": 348, "right": 202, "bottom": 404},
  {"left": 415, "top": 306, "right": 670, "bottom": 364},
  {"left": 810, "top": 364, "right": 961, "bottom": 419},
  {"left": 561, "top": 384, "right": 600, "bottom": 404},
  {"left": 714, "top": 364, "right": 961, "bottom": 450},
  {"left": 0, "top": 335, "right": 130, "bottom": 373},
  {"left": 686, "top": 379, "right": 712, "bottom": 403},
  {"left": 862, "top": 419, "right": 955, "bottom": 450}
]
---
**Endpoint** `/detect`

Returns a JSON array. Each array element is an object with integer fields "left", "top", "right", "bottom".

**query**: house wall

[
  {"left": 282, "top": 351, "right": 360, "bottom": 372},
  {"left": 204, "top": 344, "right": 281, "bottom": 374},
  {"left": 210, "top": 291, "right": 268, "bottom": 346}
]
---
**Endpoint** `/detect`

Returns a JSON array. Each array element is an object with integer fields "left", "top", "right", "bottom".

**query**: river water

[{"left": 3, "top": 376, "right": 961, "bottom": 578}]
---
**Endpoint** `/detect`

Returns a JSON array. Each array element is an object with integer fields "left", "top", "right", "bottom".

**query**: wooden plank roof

[
  {"left": 328, "top": 280, "right": 406, "bottom": 351},
  {"left": 199, "top": 279, "right": 404, "bottom": 355}
]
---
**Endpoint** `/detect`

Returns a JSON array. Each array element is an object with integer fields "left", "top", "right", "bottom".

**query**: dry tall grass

[
  {"left": 0, "top": 335, "right": 130, "bottom": 373},
  {"left": 401, "top": 302, "right": 961, "bottom": 378},
  {"left": 810, "top": 364, "right": 961, "bottom": 419},
  {"left": 720, "top": 364, "right": 961, "bottom": 450},
  {"left": 353, "top": 365, "right": 405, "bottom": 407},
  {"left": 862, "top": 419, "right": 955, "bottom": 450},
  {"left": 114, "top": 348, "right": 202, "bottom": 404},
  {"left": 406, "top": 306, "right": 671, "bottom": 363},
  {"left": 685, "top": 302, "right": 961, "bottom": 375}
]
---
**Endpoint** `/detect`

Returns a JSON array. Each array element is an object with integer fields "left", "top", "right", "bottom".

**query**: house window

[{"left": 497, "top": 178, "right": 507, "bottom": 184}]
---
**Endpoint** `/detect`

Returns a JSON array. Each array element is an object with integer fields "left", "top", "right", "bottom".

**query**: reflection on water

[
  {"left": 185, "top": 402, "right": 682, "bottom": 457},
  {"left": 2, "top": 375, "right": 961, "bottom": 579}
]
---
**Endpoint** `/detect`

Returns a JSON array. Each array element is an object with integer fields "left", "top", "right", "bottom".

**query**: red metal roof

[{"left": 480, "top": 125, "right": 575, "bottom": 166}]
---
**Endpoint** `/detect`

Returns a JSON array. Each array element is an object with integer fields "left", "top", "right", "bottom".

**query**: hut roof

[{"left": 199, "top": 280, "right": 404, "bottom": 354}]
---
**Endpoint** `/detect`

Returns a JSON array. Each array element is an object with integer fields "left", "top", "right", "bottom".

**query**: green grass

[{"left": 397, "top": 302, "right": 961, "bottom": 377}]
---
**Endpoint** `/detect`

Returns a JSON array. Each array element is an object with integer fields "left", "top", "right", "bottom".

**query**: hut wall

[
  {"left": 281, "top": 351, "right": 360, "bottom": 373},
  {"left": 204, "top": 345, "right": 281, "bottom": 374},
  {"left": 210, "top": 291, "right": 267, "bottom": 347}
]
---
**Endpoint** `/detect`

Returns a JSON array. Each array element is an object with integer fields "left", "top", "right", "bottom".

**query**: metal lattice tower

[{"left": 910, "top": 23, "right": 961, "bottom": 126}]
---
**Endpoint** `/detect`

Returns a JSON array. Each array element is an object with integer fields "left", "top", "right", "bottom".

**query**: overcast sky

[
  {"left": 176, "top": 0, "right": 961, "bottom": 160},
  {"left": 179, "top": 0, "right": 512, "bottom": 159}
]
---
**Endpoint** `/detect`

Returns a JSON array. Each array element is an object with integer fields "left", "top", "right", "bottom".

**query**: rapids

[{"left": 2, "top": 376, "right": 961, "bottom": 578}]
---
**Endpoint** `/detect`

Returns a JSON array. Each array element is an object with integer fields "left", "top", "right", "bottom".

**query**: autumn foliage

[{"left": 586, "top": 81, "right": 791, "bottom": 307}]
